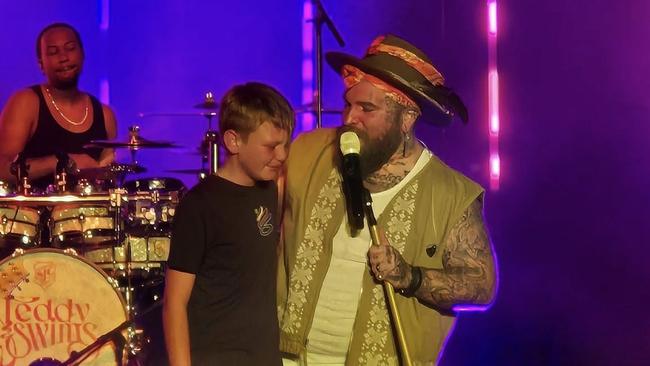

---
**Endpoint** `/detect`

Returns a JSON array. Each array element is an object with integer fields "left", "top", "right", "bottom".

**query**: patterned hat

[{"left": 326, "top": 34, "right": 468, "bottom": 126}]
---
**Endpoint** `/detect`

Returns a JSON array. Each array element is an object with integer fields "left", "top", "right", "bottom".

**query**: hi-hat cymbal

[
  {"left": 77, "top": 163, "right": 147, "bottom": 180},
  {"left": 85, "top": 136, "right": 179, "bottom": 149}
]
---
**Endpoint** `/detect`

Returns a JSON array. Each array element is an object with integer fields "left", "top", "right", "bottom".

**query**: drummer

[{"left": 0, "top": 22, "right": 117, "bottom": 191}]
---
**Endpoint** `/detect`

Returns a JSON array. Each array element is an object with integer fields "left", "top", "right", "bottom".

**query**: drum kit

[{"left": 0, "top": 96, "right": 221, "bottom": 365}]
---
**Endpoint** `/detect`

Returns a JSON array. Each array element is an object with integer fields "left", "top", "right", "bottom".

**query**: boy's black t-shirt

[{"left": 167, "top": 175, "right": 281, "bottom": 365}]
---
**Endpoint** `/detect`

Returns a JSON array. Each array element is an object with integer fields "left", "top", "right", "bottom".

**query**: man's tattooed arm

[
  {"left": 414, "top": 199, "right": 496, "bottom": 310},
  {"left": 368, "top": 198, "right": 496, "bottom": 311}
]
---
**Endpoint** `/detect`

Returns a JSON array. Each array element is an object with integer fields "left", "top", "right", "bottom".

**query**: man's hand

[
  {"left": 68, "top": 153, "right": 101, "bottom": 170},
  {"left": 367, "top": 230, "right": 412, "bottom": 290}
]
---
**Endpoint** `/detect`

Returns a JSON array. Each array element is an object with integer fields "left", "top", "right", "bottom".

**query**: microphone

[{"left": 339, "top": 131, "right": 365, "bottom": 231}]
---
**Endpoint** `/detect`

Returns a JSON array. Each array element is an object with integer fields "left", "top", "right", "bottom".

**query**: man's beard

[{"left": 336, "top": 114, "right": 402, "bottom": 179}]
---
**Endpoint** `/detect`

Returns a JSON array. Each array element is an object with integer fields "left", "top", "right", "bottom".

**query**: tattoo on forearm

[{"left": 416, "top": 199, "right": 496, "bottom": 310}]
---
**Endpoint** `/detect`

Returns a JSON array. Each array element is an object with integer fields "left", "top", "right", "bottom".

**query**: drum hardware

[
  {"left": 195, "top": 92, "right": 220, "bottom": 176},
  {"left": 205, "top": 129, "right": 219, "bottom": 176},
  {"left": 9, "top": 153, "right": 32, "bottom": 195},
  {"left": 138, "top": 92, "right": 222, "bottom": 177},
  {"left": 308, "top": 0, "right": 346, "bottom": 128},
  {"left": 193, "top": 91, "right": 219, "bottom": 111},
  {"left": 54, "top": 152, "right": 79, "bottom": 193},
  {"left": 294, "top": 105, "right": 343, "bottom": 116},
  {"left": 108, "top": 187, "right": 135, "bottom": 322},
  {"left": 165, "top": 168, "right": 209, "bottom": 176}
]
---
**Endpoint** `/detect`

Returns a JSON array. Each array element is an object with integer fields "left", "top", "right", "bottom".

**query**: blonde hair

[{"left": 219, "top": 82, "right": 295, "bottom": 141}]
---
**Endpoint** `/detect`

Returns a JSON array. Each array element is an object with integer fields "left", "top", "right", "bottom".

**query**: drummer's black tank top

[{"left": 22, "top": 85, "right": 108, "bottom": 189}]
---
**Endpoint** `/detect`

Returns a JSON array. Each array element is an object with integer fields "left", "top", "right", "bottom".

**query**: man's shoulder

[
  {"left": 289, "top": 128, "right": 336, "bottom": 162},
  {"left": 292, "top": 127, "right": 337, "bottom": 148},
  {"left": 423, "top": 153, "right": 484, "bottom": 193},
  {"left": 7, "top": 87, "right": 40, "bottom": 105}
]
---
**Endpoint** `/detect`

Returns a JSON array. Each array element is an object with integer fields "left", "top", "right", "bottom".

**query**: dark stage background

[{"left": 1, "top": 1, "right": 648, "bottom": 365}]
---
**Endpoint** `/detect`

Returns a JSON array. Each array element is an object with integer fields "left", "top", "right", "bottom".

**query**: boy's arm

[{"left": 163, "top": 269, "right": 196, "bottom": 366}]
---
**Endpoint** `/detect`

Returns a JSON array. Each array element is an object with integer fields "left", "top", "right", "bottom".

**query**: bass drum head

[{"left": 0, "top": 249, "right": 126, "bottom": 365}]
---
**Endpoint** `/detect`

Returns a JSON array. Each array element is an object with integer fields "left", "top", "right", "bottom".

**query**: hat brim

[{"left": 326, "top": 51, "right": 467, "bottom": 126}]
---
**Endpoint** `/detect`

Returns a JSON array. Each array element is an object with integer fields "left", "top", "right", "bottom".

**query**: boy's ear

[{"left": 222, "top": 129, "right": 240, "bottom": 154}]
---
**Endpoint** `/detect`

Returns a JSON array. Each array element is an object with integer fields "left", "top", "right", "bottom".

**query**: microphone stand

[
  {"left": 362, "top": 189, "right": 413, "bottom": 366},
  {"left": 310, "top": 0, "right": 345, "bottom": 128},
  {"left": 28, "top": 300, "right": 163, "bottom": 366}
]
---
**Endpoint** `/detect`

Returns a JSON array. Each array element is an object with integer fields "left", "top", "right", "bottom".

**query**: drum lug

[
  {"left": 63, "top": 248, "right": 79, "bottom": 257},
  {"left": 110, "top": 188, "right": 129, "bottom": 208}
]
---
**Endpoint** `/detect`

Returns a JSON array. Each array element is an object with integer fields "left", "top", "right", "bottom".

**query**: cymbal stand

[
  {"left": 204, "top": 130, "right": 219, "bottom": 176},
  {"left": 110, "top": 187, "right": 139, "bottom": 360},
  {"left": 309, "top": 0, "right": 345, "bottom": 128},
  {"left": 128, "top": 126, "right": 141, "bottom": 166},
  {"left": 200, "top": 94, "right": 219, "bottom": 176}
]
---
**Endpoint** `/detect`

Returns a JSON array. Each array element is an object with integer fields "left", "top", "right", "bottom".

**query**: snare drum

[
  {"left": 0, "top": 249, "right": 127, "bottom": 365},
  {"left": 0, "top": 181, "right": 41, "bottom": 256}
]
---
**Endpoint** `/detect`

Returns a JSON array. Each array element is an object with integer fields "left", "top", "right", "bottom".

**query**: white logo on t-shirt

[{"left": 255, "top": 206, "right": 273, "bottom": 236}]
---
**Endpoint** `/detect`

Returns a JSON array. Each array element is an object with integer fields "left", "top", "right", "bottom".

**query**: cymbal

[
  {"left": 85, "top": 136, "right": 179, "bottom": 149},
  {"left": 77, "top": 163, "right": 147, "bottom": 180}
]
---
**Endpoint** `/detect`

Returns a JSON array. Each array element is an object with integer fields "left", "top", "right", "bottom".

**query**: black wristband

[{"left": 399, "top": 266, "right": 422, "bottom": 297}]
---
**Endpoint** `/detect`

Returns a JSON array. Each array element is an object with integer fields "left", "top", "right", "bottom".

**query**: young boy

[{"left": 163, "top": 82, "right": 294, "bottom": 365}]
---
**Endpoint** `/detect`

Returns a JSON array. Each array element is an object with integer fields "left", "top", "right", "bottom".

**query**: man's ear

[
  {"left": 401, "top": 109, "right": 418, "bottom": 134},
  {"left": 222, "top": 129, "right": 241, "bottom": 154}
]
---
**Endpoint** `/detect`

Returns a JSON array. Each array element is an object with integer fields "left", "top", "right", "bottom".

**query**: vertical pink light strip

[
  {"left": 301, "top": 1, "right": 314, "bottom": 132},
  {"left": 99, "top": 0, "right": 110, "bottom": 104},
  {"left": 488, "top": 0, "right": 500, "bottom": 190}
]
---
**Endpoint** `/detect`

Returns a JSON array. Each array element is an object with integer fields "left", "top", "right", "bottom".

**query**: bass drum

[{"left": 0, "top": 249, "right": 127, "bottom": 365}]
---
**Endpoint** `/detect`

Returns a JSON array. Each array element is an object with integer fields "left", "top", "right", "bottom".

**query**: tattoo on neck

[{"left": 364, "top": 144, "right": 418, "bottom": 191}]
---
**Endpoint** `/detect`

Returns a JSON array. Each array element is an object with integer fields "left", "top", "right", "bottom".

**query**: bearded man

[{"left": 278, "top": 35, "right": 497, "bottom": 366}]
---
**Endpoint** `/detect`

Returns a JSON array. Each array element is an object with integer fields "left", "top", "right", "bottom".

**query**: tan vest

[{"left": 278, "top": 128, "right": 484, "bottom": 365}]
